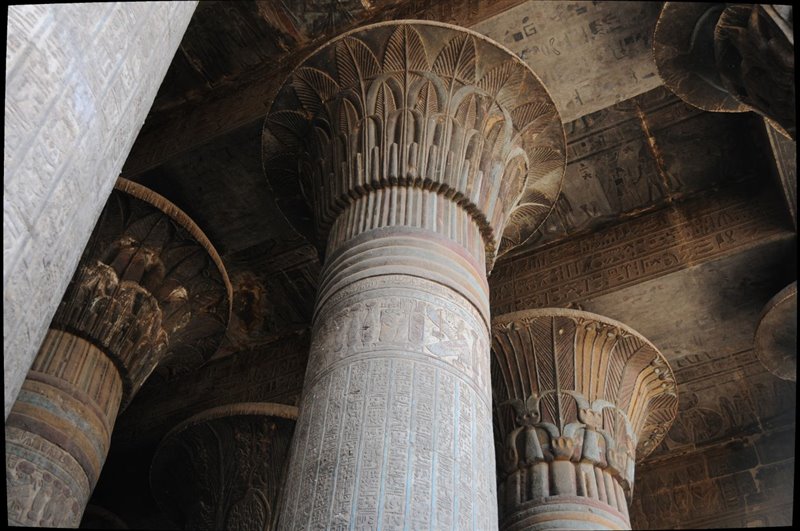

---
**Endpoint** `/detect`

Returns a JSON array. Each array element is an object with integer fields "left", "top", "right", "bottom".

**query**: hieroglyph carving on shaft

[
  {"left": 6, "top": 179, "right": 231, "bottom": 528},
  {"left": 263, "top": 20, "right": 566, "bottom": 268},
  {"left": 491, "top": 309, "right": 678, "bottom": 530},
  {"left": 261, "top": 20, "right": 566, "bottom": 531},
  {"left": 654, "top": 3, "right": 795, "bottom": 139},
  {"left": 150, "top": 403, "right": 298, "bottom": 531}
]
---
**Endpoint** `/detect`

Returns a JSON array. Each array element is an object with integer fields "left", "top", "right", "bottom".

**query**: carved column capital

[
  {"left": 491, "top": 309, "right": 678, "bottom": 530},
  {"left": 263, "top": 20, "right": 565, "bottom": 268},
  {"left": 150, "top": 403, "right": 298, "bottom": 530},
  {"left": 754, "top": 281, "right": 797, "bottom": 381},
  {"left": 262, "top": 20, "right": 566, "bottom": 530},
  {"left": 50, "top": 178, "right": 232, "bottom": 407},
  {"left": 653, "top": 2, "right": 795, "bottom": 139},
  {"left": 7, "top": 180, "right": 231, "bottom": 527}
]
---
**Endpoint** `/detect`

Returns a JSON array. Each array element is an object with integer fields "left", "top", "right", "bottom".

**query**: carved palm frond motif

[
  {"left": 491, "top": 309, "right": 678, "bottom": 488},
  {"left": 263, "top": 21, "right": 565, "bottom": 268},
  {"left": 150, "top": 403, "right": 298, "bottom": 531},
  {"left": 51, "top": 179, "right": 232, "bottom": 407}
]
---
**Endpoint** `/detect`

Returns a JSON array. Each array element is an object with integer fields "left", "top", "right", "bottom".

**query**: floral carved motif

[
  {"left": 491, "top": 309, "right": 678, "bottom": 528},
  {"left": 262, "top": 21, "right": 565, "bottom": 268},
  {"left": 150, "top": 403, "right": 298, "bottom": 531},
  {"left": 754, "top": 281, "right": 797, "bottom": 382},
  {"left": 654, "top": 3, "right": 794, "bottom": 139},
  {"left": 50, "top": 179, "right": 232, "bottom": 405}
]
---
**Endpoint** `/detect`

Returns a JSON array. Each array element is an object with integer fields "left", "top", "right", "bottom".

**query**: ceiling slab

[{"left": 472, "top": 0, "right": 664, "bottom": 123}]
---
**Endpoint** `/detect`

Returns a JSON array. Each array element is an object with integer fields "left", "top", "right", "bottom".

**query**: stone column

[
  {"left": 5, "top": 179, "right": 231, "bottom": 527},
  {"left": 262, "top": 21, "right": 566, "bottom": 529},
  {"left": 653, "top": 2, "right": 795, "bottom": 139},
  {"left": 4, "top": 2, "right": 198, "bottom": 419},
  {"left": 491, "top": 309, "right": 678, "bottom": 530},
  {"left": 150, "top": 403, "right": 299, "bottom": 530}
]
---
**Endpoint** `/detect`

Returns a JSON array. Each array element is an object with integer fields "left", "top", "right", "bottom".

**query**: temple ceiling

[{"left": 102, "top": 1, "right": 794, "bottom": 528}]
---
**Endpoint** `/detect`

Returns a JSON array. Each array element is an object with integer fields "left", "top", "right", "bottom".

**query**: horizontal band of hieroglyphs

[
  {"left": 310, "top": 275, "right": 490, "bottom": 396},
  {"left": 491, "top": 191, "right": 789, "bottom": 311}
]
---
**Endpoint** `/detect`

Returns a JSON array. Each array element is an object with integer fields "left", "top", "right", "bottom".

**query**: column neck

[
  {"left": 263, "top": 21, "right": 566, "bottom": 270},
  {"left": 319, "top": 186, "right": 489, "bottom": 328}
]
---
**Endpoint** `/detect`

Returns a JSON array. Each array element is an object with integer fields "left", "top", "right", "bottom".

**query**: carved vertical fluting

[
  {"left": 262, "top": 21, "right": 566, "bottom": 529},
  {"left": 5, "top": 179, "right": 231, "bottom": 528},
  {"left": 491, "top": 309, "right": 678, "bottom": 530},
  {"left": 150, "top": 403, "right": 298, "bottom": 530}
]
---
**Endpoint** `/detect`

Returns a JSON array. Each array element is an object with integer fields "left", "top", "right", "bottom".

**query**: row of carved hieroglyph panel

[{"left": 281, "top": 275, "right": 496, "bottom": 529}]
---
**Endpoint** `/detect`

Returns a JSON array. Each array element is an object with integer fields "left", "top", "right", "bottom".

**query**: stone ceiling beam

[
  {"left": 490, "top": 183, "right": 794, "bottom": 314},
  {"left": 121, "top": 1, "right": 665, "bottom": 178},
  {"left": 4, "top": 1, "right": 197, "bottom": 421}
]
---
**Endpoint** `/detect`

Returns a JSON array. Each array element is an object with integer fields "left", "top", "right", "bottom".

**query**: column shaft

[
  {"left": 6, "top": 330, "right": 122, "bottom": 527},
  {"left": 5, "top": 180, "right": 230, "bottom": 528},
  {"left": 281, "top": 192, "right": 497, "bottom": 529}
]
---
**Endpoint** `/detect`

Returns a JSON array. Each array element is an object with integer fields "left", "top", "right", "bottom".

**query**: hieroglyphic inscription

[
  {"left": 310, "top": 275, "right": 490, "bottom": 396},
  {"left": 264, "top": 20, "right": 555, "bottom": 530},
  {"left": 279, "top": 274, "right": 496, "bottom": 529},
  {"left": 280, "top": 358, "right": 497, "bottom": 530},
  {"left": 652, "top": 348, "right": 797, "bottom": 456},
  {"left": 473, "top": 1, "right": 663, "bottom": 123},
  {"left": 4, "top": 2, "right": 196, "bottom": 419},
  {"left": 6, "top": 331, "right": 123, "bottom": 528},
  {"left": 631, "top": 427, "right": 796, "bottom": 529},
  {"left": 524, "top": 87, "right": 771, "bottom": 249},
  {"left": 6, "top": 428, "right": 88, "bottom": 527},
  {"left": 490, "top": 187, "right": 792, "bottom": 313}
]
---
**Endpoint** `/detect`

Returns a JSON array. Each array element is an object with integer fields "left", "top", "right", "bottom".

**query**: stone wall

[{"left": 4, "top": 2, "right": 197, "bottom": 418}]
